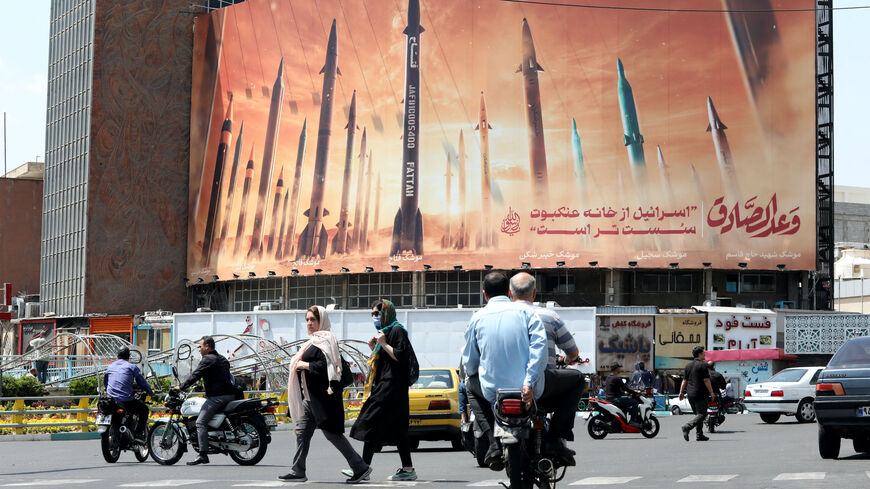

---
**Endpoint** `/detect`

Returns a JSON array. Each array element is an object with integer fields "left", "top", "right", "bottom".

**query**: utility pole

[{"left": 3, "top": 112, "right": 7, "bottom": 176}]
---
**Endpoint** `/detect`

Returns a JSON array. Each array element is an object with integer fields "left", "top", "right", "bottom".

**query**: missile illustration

[
  {"left": 691, "top": 163, "right": 717, "bottom": 247},
  {"left": 441, "top": 151, "right": 452, "bottom": 249},
  {"left": 233, "top": 145, "right": 256, "bottom": 257},
  {"left": 475, "top": 91, "right": 494, "bottom": 248},
  {"left": 349, "top": 128, "right": 367, "bottom": 250},
  {"left": 390, "top": 0, "right": 425, "bottom": 256},
  {"left": 706, "top": 96, "right": 740, "bottom": 197},
  {"left": 361, "top": 149, "right": 374, "bottom": 253},
  {"left": 265, "top": 166, "right": 284, "bottom": 254},
  {"left": 372, "top": 172, "right": 381, "bottom": 243},
  {"left": 617, "top": 59, "right": 646, "bottom": 170},
  {"left": 656, "top": 145, "right": 676, "bottom": 207},
  {"left": 275, "top": 166, "right": 291, "bottom": 259},
  {"left": 201, "top": 99, "right": 233, "bottom": 267},
  {"left": 571, "top": 118, "right": 586, "bottom": 207},
  {"left": 218, "top": 121, "right": 244, "bottom": 249},
  {"left": 248, "top": 59, "right": 285, "bottom": 259},
  {"left": 454, "top": 129, "right": 468, "bottom": 250},
  {"left": 297, "top": 20, "right": 339, "bottom": 259},
  {"left": 279, "top": 119, "right": 307, "bottom": 260},
  {"left": 517, "top": 18, "right": 549, "bottom": 204},
  {"left": 722, "top": 0, "right": 784, "bottom": 112},
  {"left": 332, "top": 91, "right": 359, "bottom": 254}
]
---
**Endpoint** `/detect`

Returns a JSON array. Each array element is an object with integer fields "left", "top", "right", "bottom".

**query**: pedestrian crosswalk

[{"left": 0, "top": 472, "right": 865, "bottom": 487}]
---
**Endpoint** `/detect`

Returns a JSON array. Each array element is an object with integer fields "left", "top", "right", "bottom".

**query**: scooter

[
  {"left": 585, "top": 389, "right": 660, "bottom": 439},
  {"left": 706, "top": 398, "right": 726, "bottom": 433},
  {"left": 96, "top": 390, "right": 150, "bottom": 463}
]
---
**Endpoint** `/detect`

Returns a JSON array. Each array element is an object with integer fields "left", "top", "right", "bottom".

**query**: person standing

[
  {"left": 175, "top": 336, "right": 239, "bottom": 465},
  {"left": 279, "top": 306, "right": 370, "bottom": 483},
  {"left": 679, "top": 346, "right": 717, "bottom": 441},
  {"left": 630, "top": 361, "right": 653, "bottom": 389},
  {"left": 104, "top": 347, "right": 154, "bottom": 443},
  {"left": 29, "top": 332, "right": 49, "bottom": 384},
  {"left": 350, "top": 300, "right": 418, "bottom": 482}
]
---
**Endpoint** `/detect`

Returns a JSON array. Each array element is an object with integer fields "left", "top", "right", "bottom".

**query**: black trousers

[
  {"left": 609, "top": 397, "right": 640, "bottom": 423},
  {"left": 118, "top": 399, "right": 149, "bottom": 438},
  {"left": 466, "top": 375, "right": 496, "bottom": 450},
  {"left": 537, "top": 369, "right": 583, "bottom": 441},
  {"left": 685, "top": 396, "right": 709, "bottom": 435}
]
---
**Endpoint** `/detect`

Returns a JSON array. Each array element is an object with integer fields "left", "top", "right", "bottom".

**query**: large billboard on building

[{"left": 188, "top": 0, "right": 816, "bottom": 280}]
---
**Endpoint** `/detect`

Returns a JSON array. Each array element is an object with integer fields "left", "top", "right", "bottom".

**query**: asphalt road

[{"left": 1, "top": 414, "right": 869, "bottom": 488}]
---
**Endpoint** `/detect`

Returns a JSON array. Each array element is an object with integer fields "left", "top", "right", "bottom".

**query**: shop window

[
  {"left": 742, "top": 273, "right": 775, "bottom": 293},
  {"left": 726, "top": 274, "right": 739, "bottom": 293}
]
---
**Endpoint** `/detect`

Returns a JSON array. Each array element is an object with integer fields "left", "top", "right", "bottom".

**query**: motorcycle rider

[
  {"left": 629, "top": 361, "right": 653, "bottom": 389},
  {"left": 462, "top": 271, "right": 548, "bottom": 470},
  {"left": 604, "top": 363, "right": 641, "bottom": 427},
  {"left": 174, "top": 335, "right": 239, "bottom": 465},
  {"left": 103, "top": 347, "right": 154, "bottom": 444}
]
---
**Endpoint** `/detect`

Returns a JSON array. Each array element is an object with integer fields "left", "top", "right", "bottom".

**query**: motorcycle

[
  {"left": 585, "top": 389, "right": 660, "bottom": 439},
  {"left": 147, "top": 386, "right": 279, "bottom": 466},
  {"left": 95, "top": 390, "right": 150, "bottom": 463},
  {"left": 493, "top": 389, "right": 571, "bottom": 489},
  {"left": 462, "top": 410, "right": 490, "bottom": 468}
]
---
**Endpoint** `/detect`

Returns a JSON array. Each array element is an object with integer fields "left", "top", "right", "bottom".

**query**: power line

[{"left": 499, "top": 0, "right": 863, "bottom": 12}]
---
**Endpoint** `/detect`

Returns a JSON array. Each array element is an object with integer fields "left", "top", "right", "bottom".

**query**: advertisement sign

[
  {"left": 654, "top": 315, "right": 706, "bottom": 370},
  {"left": 18, "top": 320, "right": 55, "bottom": 356},
  {"left": 187, "top": 0, "right": 816, "bottom": 279},
  {"left": 700, "top": 307, "right": 777, "bottom": 350},
  {"left": 596, "top": 315, "right": 653, "bottom": 372}
]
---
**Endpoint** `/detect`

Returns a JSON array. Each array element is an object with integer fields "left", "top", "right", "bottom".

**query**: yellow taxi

[{"left": 408, "top": 367, "right": 463, "bottom": 450}]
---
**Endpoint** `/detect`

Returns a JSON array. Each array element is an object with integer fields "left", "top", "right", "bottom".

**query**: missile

[
  {"left": 571, "top": 118, "right": 586, "bottom": 207},
  {"left": 617, "top": 59, "right": 646, "bottom": 170},
  {"left": 297, "top": 20, "right": 339, "bottom": 259},
  {"left": 691, "top": 163, "right": 717, "bottom": 247},
  {"left": 275, "top": 165, "right": 291, "bottom": 259},
  {"left": 441, "top": 150, "right": 452, "bottom": 249},
  {"left": 722, "top": 0, "right": 783, "bottom": 111},
  {"left": 201, "top": 99, "right": 233, "bottom": 267},
  {"left": 248, "top": 58, "right": 285, "bottom": 259},
  {"left": 372, "top": 171, "right": 381, "bottom": 242},
  {"left": 349, "top": 128, "right": 367, "bottom": 250},
  {"left": 517, "top": 18, "right": 549, "bottom": 204},
  {"left": 219, "top": 121, "right": 244, "bottom": 250},
  {"left": 233, "top": 145, "right": 256, "bottom": 257},
  {"left": 265, "top": 166, "right": 284, "bottom": 254},
  {"left": 475, "top": 91, "right": 494, "bottom": 248},
  {"left": 706, "top": 96, "right": 740, "bottom": 197},
  {"left": 332, "top": 91, "right": 359, "bottom": 254},
  {"left": 279, "top": 119, "right": 307, "bottom": 260},
  {"left": 454, "top": 129, "right": 468, "bottom": 250},
  {"left": 390, "top": 0, "right": 425, "bottom": 256},
  {"left": 361, "top": 149, "right": 374, "bottom": 253},
  {"left": 656, "top": 145, "right": 676, "bottom": 207}
]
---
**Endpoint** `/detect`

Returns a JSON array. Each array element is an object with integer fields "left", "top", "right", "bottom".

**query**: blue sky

[{"left": 1, "top": 1, "right": 867, "bottom": 188}]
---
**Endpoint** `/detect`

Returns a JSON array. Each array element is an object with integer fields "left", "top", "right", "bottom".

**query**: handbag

[{"left": 339, "top": 356, "right": 355, "bottom": 388}]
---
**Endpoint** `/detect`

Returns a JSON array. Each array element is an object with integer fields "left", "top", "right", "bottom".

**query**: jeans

[
  {"left": 195, "top": 394, "right": 236, "bottom": 453},
  {"left": 458, "top": 382, "right": 468, "bottom": 419},
  {"left": 118, "top": 399, "right": 150, "bottom": 438},
  {"left": 537, "top": 369, "right": 583, "bottom": 441},
  {"left": 33, "top": 360, "right": 49, "bottom": 384},
  {"left": 291, "top": 400, "right": 367, "bottom": 476},
  {"left": 610, "top": 397, "right": 640, "bottom": 423},
  {"left": 685, "top": 396, "right": 709, "bottom": 436}
]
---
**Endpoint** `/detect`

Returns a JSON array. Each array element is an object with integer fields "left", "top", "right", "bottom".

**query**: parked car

[
  {"left": 744, "top": 366, "right": 825, "bottom": 423},
  {"left": 407, "top": 367, "right": 462, "bottom": 450},
  {"left": 669, "top": 395, "right": 693, "bottom": 415},
  {"left": 815, "top": 336, "right": 870, "bottom": 459}
]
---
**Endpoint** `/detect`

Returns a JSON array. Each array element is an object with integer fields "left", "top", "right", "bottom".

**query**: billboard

[
  {"left": 596, "top": 315, "right": 653, "bottom": 372},
  {"left": 654, "top": 314, "right": 706, "bottom": 370},
  {"left": 698, "top": 306, "right": 777, "bottom": 351},
  {"left": 188, "top": 0, "right": 816, "bottom": 280}
]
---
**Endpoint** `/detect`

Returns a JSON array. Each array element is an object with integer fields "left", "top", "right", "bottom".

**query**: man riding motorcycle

[
  {"left": 103, "top": 347, "right": 154, "bottom": 444},
  {"left": 604, "top": 363, "right": 641, "bottom": 427}
]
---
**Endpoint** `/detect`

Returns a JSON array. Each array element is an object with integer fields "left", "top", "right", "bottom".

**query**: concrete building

[
  {"left": 0, "top": 163, "right": 44, "bottom": 296},
  {"left": 835, "top": 185, "right": 870, "bottom": 252},
  {"left": 834, "top": 276, "right": 870, "bottom": 314}
]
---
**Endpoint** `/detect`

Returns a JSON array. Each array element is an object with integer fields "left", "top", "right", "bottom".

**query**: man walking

[{"left": 679, "top": 346, "right": 717, "bottom": 441}]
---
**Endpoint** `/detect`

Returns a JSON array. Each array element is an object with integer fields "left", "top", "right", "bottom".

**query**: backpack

[{"left": 339, "top": 356, "right": 355, "bottom": 388}]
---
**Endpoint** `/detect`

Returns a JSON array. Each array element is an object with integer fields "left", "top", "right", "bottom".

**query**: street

[{"left": 1, "top": 415, "right": 869, "bottom": 488}]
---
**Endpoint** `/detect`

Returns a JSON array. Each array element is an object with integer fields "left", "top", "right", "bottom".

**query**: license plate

[
  {"left": 263, "top": 414, "right": 277, "bottom": 426},
  {"left": 857, "top": 407, "right": 870, "bottom": 417},
  {"left": 95, "top": 414, "right": 112, "bottom": 425},
  {"left": 755, "top": 390, "right": 768, "bottom": 395},
  {"left": 409, "top": 418, "right": 422, "bottom": 425}
]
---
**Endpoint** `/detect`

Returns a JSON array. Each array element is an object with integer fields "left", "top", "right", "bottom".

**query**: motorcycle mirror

[{"left": 172, "top": 366, "right": 179, "bottom": 381}]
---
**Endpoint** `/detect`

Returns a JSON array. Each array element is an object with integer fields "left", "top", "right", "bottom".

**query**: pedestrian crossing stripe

[
  {"left": 677, "top": 475, "right": 738, "bottom": 482},
  {"left": 120, "top": 481, "right": 212, "bottom": 487},
  {"left": 570, "top": 476, "right": 642, "bottom": 485},
  {"left": 2, "top": 480, "right": 101, "bottom": 487},
  {"left": 467, "top": 481, "right": 508, "bottom": 487},
  {"left": 773, "top": 472, "right": 825, "bottom": 481}
]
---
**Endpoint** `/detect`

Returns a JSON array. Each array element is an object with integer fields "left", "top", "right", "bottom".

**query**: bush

[
  {"left": 150, "top": 376, "right": 172, "bottom": 394},
  {"left": 68, "top": 375, "right": 99, "bottom": 396},
  {"left": 1, "top": 375, "right": 47, "bottom": 398}
]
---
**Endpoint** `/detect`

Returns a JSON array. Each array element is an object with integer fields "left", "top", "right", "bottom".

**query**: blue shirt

[
  {"left": 104, "top": 359, "right": 153, "bottom": 401},
  {"left": 462, "top": 296, "right": 548, "bottom": 403},
  {"left": 518, "top": 301, "right": 578, "bottom": 369}
]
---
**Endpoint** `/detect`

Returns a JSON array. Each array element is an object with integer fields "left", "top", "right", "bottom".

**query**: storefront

[{"left": 89, "top": 316, "right": 134, "bottom": 344}]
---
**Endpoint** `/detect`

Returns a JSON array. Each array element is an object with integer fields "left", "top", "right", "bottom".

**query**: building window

[
  {"left": 726, "top": 274, "right": 739, "bottom": 293},
  {"left": 348, "top": 272, "right": 414, "bottom": 309},
  {"left": 234, "top": 278, "right": 283, "bottom": 311},
  {"left": 742, "top": 273, "right": 776, "bottom": 293},
  {"left": 147, "top": 329, "right": 163, "bottom": 353},
  {"left": 424, "top": 271, "right": 483, "bottom": 307},
  {"left": 639, "top": 273, "right": 693, "bottom": 293}
]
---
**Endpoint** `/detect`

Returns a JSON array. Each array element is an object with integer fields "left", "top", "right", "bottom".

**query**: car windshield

[
  {"left": 411, "top": 369, "right": 454, "bottom": 389},
  {"left": 829, "top": 337, "right": 870, "bottom": 368},
  {"left": 766, "top": 369, "right": 807, "bottom": 383}
]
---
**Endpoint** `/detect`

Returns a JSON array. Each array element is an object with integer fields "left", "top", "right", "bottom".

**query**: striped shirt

[{"left": 520, "top": 302, "right": 578, "bottom": 369}]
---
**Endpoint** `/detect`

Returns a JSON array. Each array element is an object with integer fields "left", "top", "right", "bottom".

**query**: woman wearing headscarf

[
  {"left": 278, "top": 306, "right": 371, "bottom": 484},
  {"left": 348, "top": 299, "right": 417, "bottom": 481}
]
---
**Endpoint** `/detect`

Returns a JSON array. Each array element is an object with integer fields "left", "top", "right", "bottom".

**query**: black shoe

[
  {"left": 186, "top": 454, "right": 210, "bottom": 465},
  {"left": 346, "top": 466, "right": 372, "bottom": 484},
  {"left": 277, "top": 472, "right": 307, "bottom": 482},
  {"left": 484, "top": 447, "right": 504, "bottom": 472},
  {"left": 696, "top": 434, "right": 710, "bottom": 441},
  {"left": 681, "top": 425, "right": 690, "bottom": 442},
  {"left": 545, "top": 438, "right": 576, "bottom": 458}
]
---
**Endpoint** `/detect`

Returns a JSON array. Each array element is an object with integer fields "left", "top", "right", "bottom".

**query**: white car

[
  {"left": 669, "top": 396, "right": 694, "bottom": 415},
  {"left": 744, "top": 366, "right": 825, "bottom": 424}
]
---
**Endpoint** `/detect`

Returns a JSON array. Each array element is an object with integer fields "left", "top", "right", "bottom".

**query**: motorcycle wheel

[
  {"left": 505, "top": 444, "right": 530, "bottom": 489},
  {"left": 641, "top": 416, "right": 660, "bottom": 439},
  {"left": 134, "top": 440, "right": 150, "bottom": 462},
  {"left": 587, "top": 417, "right": 608, "bottom": 440},
  {"left": 707, "top": 417, "right": 716, "bottom": 433},
  {"left": 148, "top": 422, "right": 184, "bottom": 466},
  {"left": 100, "top": 429, "right": 121, "bottom": 463},
  {"left": 475, "top": 436, "right": 488, "bottom": 467},
  {"left": 228, "top": 420, "right": 269, "bottom": 466}
]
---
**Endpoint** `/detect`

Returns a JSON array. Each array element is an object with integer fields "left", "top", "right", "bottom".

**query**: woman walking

[
  {"left": 278, "top": 306, "right": 371, "bottom": 483},
  {"left": 348, "top": 299, "right": 418, "bottom": 481}
]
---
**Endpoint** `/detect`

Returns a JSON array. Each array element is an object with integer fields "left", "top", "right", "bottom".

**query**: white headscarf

[{"left": 287, "top": 306, "right": 343, "bottom": 424}]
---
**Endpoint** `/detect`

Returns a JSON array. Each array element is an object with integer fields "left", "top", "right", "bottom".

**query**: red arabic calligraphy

[
  {"left": 706, "top": 194, "right": 800, "bottom": 237},
  {"left": 501, "top": 207, "right": 520, "bottom": 236}
]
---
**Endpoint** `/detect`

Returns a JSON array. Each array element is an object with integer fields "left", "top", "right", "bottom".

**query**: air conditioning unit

[{"left": 25, "top": 302, "right": 41, "bottom": 318}]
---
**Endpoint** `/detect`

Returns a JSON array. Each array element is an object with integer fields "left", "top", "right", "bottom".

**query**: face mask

[{"left": 373, "top": 317, "right": 381, "bottom": 329}]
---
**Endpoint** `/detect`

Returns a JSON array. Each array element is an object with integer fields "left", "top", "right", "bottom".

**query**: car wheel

[
  {"left": 853, "top": 437, "right": 870, "bottom": 453},
  {"left": 670, "top": 406, "right": 682, "bottom": 416},
  {"left": 760, "top": 413, "right": 781, "bottom": 424},
  {"left": 818, "top": 425, "right": 840, "bottom": 459},
  {"left": 796, "top": 399, "right": 816, "bottom": 423}
]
